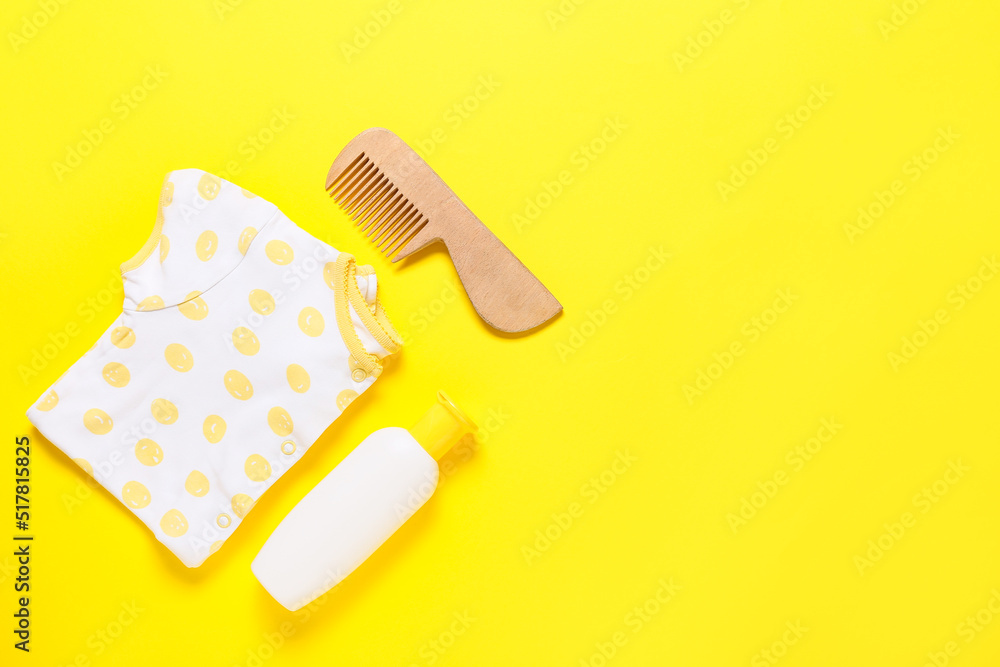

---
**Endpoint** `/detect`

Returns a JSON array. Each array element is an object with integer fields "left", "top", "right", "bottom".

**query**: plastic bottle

[{"left": 251, "top": 391, "right": 477, "bottom": 611}]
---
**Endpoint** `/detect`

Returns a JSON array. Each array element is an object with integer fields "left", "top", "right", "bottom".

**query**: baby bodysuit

[{"left": 27, "top": 169, "right": 402, "bottom": 567}]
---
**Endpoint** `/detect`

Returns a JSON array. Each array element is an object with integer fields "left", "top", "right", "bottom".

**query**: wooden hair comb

[{"left": 325, "top": 128, "right": 562, "bottom": 333}]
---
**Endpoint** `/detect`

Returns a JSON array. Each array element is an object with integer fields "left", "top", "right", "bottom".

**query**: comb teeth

[{"left": 327, "top": 152, "right": 429, "bottom": 260}]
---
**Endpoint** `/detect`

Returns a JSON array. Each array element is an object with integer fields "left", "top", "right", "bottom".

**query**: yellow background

[{"left": 2, "top": 0, "right": 1000, "bottom": 665}]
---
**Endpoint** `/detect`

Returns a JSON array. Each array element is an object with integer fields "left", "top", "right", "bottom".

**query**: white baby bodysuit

[{"left": 27, "top": 169, "right": 402, "bottom": 567}]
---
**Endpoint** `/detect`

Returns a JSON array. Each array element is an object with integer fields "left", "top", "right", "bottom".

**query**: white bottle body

[{"left": 252, "top": 427, "right": 439, "bottom": 611}]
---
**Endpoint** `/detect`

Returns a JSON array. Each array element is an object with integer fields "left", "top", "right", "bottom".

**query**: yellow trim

[
  {"left": 332, "top": 253, "right": 403, "bottom": 378},
  {"left": 346, "top": 268, "right": 402, "bottom": 354},
  {"left": 121, "top": 172, "right": 172, "bottom": 274}
]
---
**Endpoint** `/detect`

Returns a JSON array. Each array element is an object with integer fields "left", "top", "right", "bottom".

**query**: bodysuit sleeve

[{"left": 121, "top": 169, "right": 279, "bottom": 312}]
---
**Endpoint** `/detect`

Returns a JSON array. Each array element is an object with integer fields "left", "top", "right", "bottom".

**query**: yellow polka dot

[
  {"left": 37, "top": 390, "right": 58, "bottom": 411},
  {"left": 178, "top": 291, "right": 209, "bottom": 320},
  {"left": 241, "top": 188, "right": 256, "bottom": 198},
  {"left": 159, "top": 234, "right": 170, "bottom": 263},
  {"left": 135, "top": 438, "right": 163, "bottom": 466},
  {"left": 323, "top": 262, "right": 340, "bottom": 290},
  {"left": 224, "top": 370, "right": 254, "bottom": 400},
  {"left": 244, "top": 454, "right": 272, "bottom": 482},
  {"left": 164, "top": 343, "right": 194, "bottom": 372},
  {"left": 209, "top": 540, "right": 224, "bottom": 555},
  {"left": 337, "top": 389, "right": 359, "bottom": 411},
  {"left": 198, "top": 173, "right": 221, "bottom": 200},
  {"left": 137, "top": 295, "right": 164, "bottom": 311},
  {"left": 73, "top": 458, "right": 93, "bottom": 476},
  {"left": 267, "top": 407, "right": 294, "bottom": 436},
  {"left": 102, "top": 362, "right": 130, "bottom": 388},
  {"left": 111, "top": 326, "right": 135, "bottom": 349},
  {"left": 122, "top": 481, "right": 151, "bottom": 509},
  {"left": 265, "top": 240, "right": 294, "bottom": 265},
  {"left": 249, "top": 289, "right": 275, "bottom": 315},
  {"left": 151, "top": 398, "right": 178, "bottom": 424},
  {"left": 231, "top": 493, "right": 255, "bottom": 519},
  {"left": 84, "top": 409, "right": 113, "bottom": 435},
  {"left": 286, "top": 364, "right": 310, "bottom": 393},
  {"left": 203, "top": 415, "right": 226, "bottom": 443},
  {"left": 162, "top": 181, "right": 174, "bottom": 206},
  {"left": 238, "top": 227, "right": 257, "bottom": 254},
  {"left": 185, "top": 470, "right": 210, "bottom": 497},
  {"left": 160, "top": 509, "right": 189, "bottom": 537},
  {"left": 298, "top": 307, "right": 324, "bottom": 337},
  {"left": 196, "top": 230, "right": 218, "bottom": 261},
  {"left": 232, "top": 327, "right": 260, "bottom": 356}
]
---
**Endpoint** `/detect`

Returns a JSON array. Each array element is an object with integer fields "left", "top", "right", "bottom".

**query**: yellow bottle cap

[{"left": 410, "top": 391, "right": 478, "bottom": 460}]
